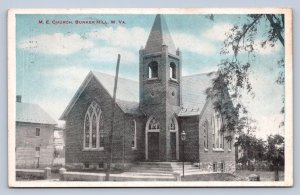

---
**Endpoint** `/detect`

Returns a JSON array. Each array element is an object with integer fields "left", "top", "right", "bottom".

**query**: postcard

[{"left": 8, "top": 8, "right": 293, "bottom": 187}]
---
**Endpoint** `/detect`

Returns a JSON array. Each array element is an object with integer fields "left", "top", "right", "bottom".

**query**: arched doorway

[
  {"left": 169, "top": 116, "right": 179, "bottom": 160},
  {"left": 145, "top": 116, "right": 160, "bottom": 161}
]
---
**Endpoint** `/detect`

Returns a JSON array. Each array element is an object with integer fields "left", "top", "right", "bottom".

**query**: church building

[{"left": 60, "top": 14, "right": 235, "bottom": 173}]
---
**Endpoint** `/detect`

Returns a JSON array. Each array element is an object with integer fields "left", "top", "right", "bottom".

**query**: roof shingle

[
  {"left": 93, "top": 71, "right": 214, "bottom": 117},
  {"left": 179, "top": 72, "right": 215, "bottom": 116},
  {"left": 60, "top": 71, "right": 215, "bottom": 119},
  {"left": 144, "top": 14, "right": 177, "bottom": 55}
]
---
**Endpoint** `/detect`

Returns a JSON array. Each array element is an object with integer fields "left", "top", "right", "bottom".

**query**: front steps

[
  {"left": 126, "top": 162, "right": 177, "bottom": 181},
  {"left": 170, "top": 162, "right": 204, "bottom": 175},
  {"left": 124, "top": 162, "right": 203, "bottom": 181}
]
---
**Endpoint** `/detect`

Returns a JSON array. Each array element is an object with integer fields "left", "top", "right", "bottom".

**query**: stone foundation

[
  {"left": 199, "top": 161, "right": 235, "bottom": 173},
  {"left": 225, "top": 161, "right": 236, "bottom": 174},
  {"left": 65, "top": 162, "right": 133, "bottom": 171}
]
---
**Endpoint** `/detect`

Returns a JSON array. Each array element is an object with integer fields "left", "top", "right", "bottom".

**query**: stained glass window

[
  {"left": 92, "top": 114, "right": 97, "bottom": 148},
  {"left": 149, "top": 117, "right": 160, "bottom": 130},
  {"left": 84, "top": 101, "right": 104, "bottom": 149},
  {"left": 212, "top": 111, "right": 224, "bottom": 149},
  {"left": 203, "top": 120, "right": 208, "bottom": 149},
  {"left": 99, "top": 113, "right": 104, "bottom": 148},
  {"left": 85, "top": 115, "right": 90, "bottom": 148},
  {"left": 131, "top": 120, "right": 136, "bottom": 149},
  {"left": 170, "top": 118, "right": 176, "bottom": 131}
]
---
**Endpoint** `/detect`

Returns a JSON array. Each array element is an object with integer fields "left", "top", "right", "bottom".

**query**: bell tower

[{"left": 139, "top": 14, "right": 182, "bottom": 161}]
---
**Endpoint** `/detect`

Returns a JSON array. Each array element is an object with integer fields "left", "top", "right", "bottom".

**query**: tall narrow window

[
  {"left": 228, "top": 139, "right": 232, "bottom": 151},
  {"left": 99, "top": 113, "right": 104, "bottom": 148},
  {"left": 211, "top": 117, "right": 215, "bottom": 148},
  {"left": 84, "top": 115, "right": 90, "bottom": 148},
  {"left": 170, "top": 117, "right": 177, "bottom": 131},
  {"left": 212, "top": 111, "right": 224, "bottom": 150},
  {"left": 202, "top": 120, "right": 208, "bottom": 150},
  {"left": 36, "top": 128, "right": 40, "bottom": 136},
  {"left": 148, "top": 61, "right": 158, "bottom": 78},
  {"left": 91, "top": 114, "right": 97, "bottom": 148},
  {"left": 84, "top": 101, "right": 104, "bottom": 150},
  {"left": 170, "top": 62, "right": 176, "bottom": 79},
  {"left": 131, "top": 120, "right": 137, "bottom": 149}
]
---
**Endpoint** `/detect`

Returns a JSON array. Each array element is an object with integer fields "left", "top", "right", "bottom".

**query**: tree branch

[
  {"left": 233, "top": 14, "right": 263, "bottom": 56},
  {"left": 266, "top": 14, "right": 285, "bottom": 46}
]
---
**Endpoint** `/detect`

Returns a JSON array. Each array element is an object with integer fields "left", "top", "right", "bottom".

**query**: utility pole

[{"left": 105, "top": 54, "right": 121, "bottom": 181}]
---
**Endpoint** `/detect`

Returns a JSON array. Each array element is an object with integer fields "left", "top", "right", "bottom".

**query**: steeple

[
  {"left": 139, "top": 14, "right": 182, "bottom": 162},
  {"left": 144, "top": 14, "right": 177, "bottom": 55}
]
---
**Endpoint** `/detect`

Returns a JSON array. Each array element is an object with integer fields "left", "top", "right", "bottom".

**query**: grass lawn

[
  {"left": 181, "top": 173, "right": 237, "bottom": 181},
  {"left": 181, "top": 170, "right": 284, "bottom": 181},
  {"left": 235, "top": 170, "right": 284, "bottom": 181}
]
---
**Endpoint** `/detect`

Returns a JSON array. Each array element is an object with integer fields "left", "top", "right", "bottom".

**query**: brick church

[{"left": 60, "top": 14, "right": 235, "bottom": 173}]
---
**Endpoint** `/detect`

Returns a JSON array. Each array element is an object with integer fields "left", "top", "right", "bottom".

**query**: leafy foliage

[
  {"left": 235, "top": 133, "right": 284, "bottom": 173},
  {"left": 235, "top": 133, "right": 266, "bottom": 164},
  {"left": 265, "top": 134, "right": 285, "bottom": 168},
  {"left": 206, "top": 14, "right": 285, "bottom": 136}
]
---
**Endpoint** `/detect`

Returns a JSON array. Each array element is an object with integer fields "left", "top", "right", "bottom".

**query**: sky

[{"left": 16, "top": 14, "right": 284, "bottom": 139}]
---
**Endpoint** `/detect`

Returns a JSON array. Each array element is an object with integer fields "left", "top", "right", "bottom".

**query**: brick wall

[
  {"left": 179, "top": 116, "right": 199, "bottom": 162},
  {"left": 198, "top": 100, "right": 236, "bottom": 173},
  {"left": 123, "top": 115, "right": 145, "bottom": 162},
  {"left": 16, "top": 122, "right": 55, "bottom": 168},
  {"left": 65, "top": 77, "right": 142, "bottom": 169},
  {"left": 139, "top": 46, "right": 182, "bottom": 162},
  {"left": 63, "top": 73, "right": 235, "bottom": 173}
]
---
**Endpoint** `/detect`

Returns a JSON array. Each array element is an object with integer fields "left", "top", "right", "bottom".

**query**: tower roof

[{"left": 144, "top": 14, "right": 177, "bottom": 55}]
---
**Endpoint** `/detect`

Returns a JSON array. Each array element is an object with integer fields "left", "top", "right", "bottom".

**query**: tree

[
  {"left": 235, "top": 133, "right": 266, "bottom": 169},
  {"left": 265, "top": 134, "right": 284, "bottom": 181},
  {"left": 207, "top": 14, "right": 285, "bottom": 137}
]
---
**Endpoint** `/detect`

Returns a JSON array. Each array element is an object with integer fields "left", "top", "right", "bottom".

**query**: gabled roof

[
  {"left": 179, "top": 72, "right": 216, "bottom": 117},
  {"left": 60, "top": 71, "right": 141, "bottom": 120},
  {"left": 92, "top": 71, "right": 139, "bottom": 102},
  {"left": 60, "top": 71, "right": 215, "bottom": 119},
  {"left": 16, "top": 102, "right": 57, "bottom": 125},
  {"left": 144, "top": 14, "right": 177, "bottom": 55}
]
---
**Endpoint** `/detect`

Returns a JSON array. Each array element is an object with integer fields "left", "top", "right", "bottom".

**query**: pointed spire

[{"left": 144, "top": 14, "right": 177, "bottom": 55}]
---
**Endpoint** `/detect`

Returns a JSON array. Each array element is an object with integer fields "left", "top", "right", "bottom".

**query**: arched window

[
  {"left": 148, "top": 61, "right": 158, "bottom": 78},
  {"left": 212, "top": 111, "right": 224, "bottom": 150},
  {"left": 170, "top": 62, "right": 176, "bottom": 79},
  {"left": 170, "top": 118, "right": 176, "bottom": 131},
  {"left": 148, "top": 117, "right": 160, "bottom": 130},
  {"left": 169, "top": 117, "right": 178, "bottom": 132},
  {"left": 131, "top": 120, "right": 137, "bottom": 149},
  {"left": 84, "top": 101, "right": 104, "bottom": 150},
  {"left": 228, "top": 139, "right": 232, "bottom": 151},
  {"left": 84, "top": 114, "right": 90, "bottom": 148},
  {"left": 145, "top": 116, "right": 161, "bottom": 160},
  {"left": 169, "top": 116, "right": 179, "bottom": 160},
  {"left": 99, "top": 113, "right": 104, "bottom": 148},
  {"left": 202, "top": 120, "right": 209, "bottom": 150},
  {"left": 91, "top": 114, "right": 97, "bottom": 148}
]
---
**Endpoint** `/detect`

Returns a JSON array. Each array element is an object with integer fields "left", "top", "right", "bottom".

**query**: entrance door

[
  {"left": 148, "top": 132, "right": 159, "bottom": 161},
  {"left": 170, "top": 132, "right": 177, "bottom": 160}
]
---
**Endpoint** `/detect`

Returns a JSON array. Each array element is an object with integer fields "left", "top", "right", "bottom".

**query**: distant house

[
  {"left": 60, "top": 14, "right": 235, "bottom": 173},
  {"left": 15, "top": 95, "right": 57, "bottom": 168}
]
